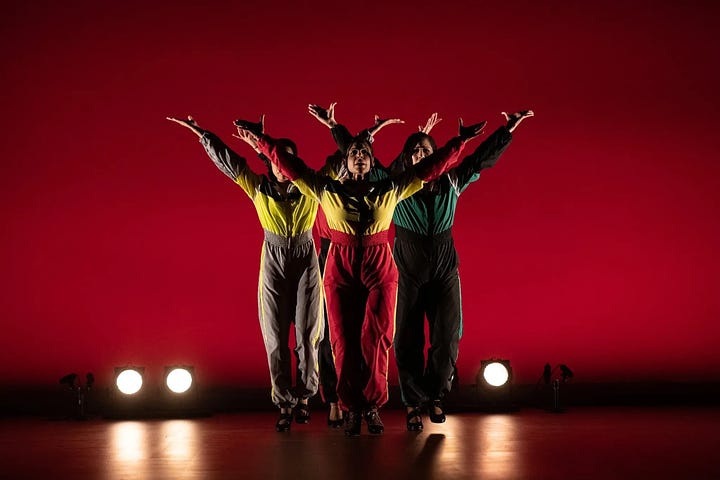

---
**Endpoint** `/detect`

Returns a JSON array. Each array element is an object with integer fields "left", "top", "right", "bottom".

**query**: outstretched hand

[
  {"left": 233, "top": 115, "right": 265, "bottom": 136},
  {"left": 308, "top": 103, "right": 338, "bottom": 128},
  {"left": 166, "top": 115, "right": 204, "bottom": 137},
  {"left": 458, "top": 118, "right": 487, "bottom": 141},
  {"left": 232, "top": 128, "right": 261, "bottom": 152},
  {"left": 502, "top": 110, "right": 534, "bottom": 133},
  {"left": 369, "top": 115, "right": 404, "bottom": 137},
  {"left": 419, "top": 112, "right": 442, "bottom": 134}
]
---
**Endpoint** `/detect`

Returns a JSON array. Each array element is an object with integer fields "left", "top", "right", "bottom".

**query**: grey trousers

[{"left": 258, "top": 229, "right": 323, "bottom": 407}]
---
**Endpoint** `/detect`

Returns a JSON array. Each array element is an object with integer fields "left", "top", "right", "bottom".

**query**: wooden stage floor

[{"left": 1, "top": 407, "right": 719, "bottom": 480}]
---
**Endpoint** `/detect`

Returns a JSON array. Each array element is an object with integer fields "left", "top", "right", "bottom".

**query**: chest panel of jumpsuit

[
  {"left": 200, "top": 132, "right": 318, "bottom": 237},
  {"left": 391, "top": 172, "right": 477, "bottom": 281},
  {"left": 235, "top": 169, "right": 318, "bottom": 238},
  {"left": 294, "top": 173, "right": 424, "bottom": 237},
  {"left": 392, "top": 171, "right": 477, "bottom": 235}
]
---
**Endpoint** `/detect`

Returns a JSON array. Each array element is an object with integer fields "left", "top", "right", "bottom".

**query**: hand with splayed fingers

[
  {"left": 458, "top": 118, "right": 487, "bottom": 142},
  {"left": 166, "top": 115, "right": 205, "bottom": 137},
  {"left": 419, "top": 112, "right": 442, "bottom": 134},
  {"left": 502, "top": 110, "right": 534, "bottom": 133},
  {"left": 308, "top": 102, "right": 337, "bottom": 128}
]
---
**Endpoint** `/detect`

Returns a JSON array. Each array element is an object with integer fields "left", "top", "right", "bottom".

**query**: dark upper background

[{"left": 2, "top": 0, "right": 719, "bottom": 389}]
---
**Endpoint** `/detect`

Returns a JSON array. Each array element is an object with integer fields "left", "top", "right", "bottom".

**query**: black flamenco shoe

[
  {"left": 364, "top": 408, "right": 384, "bottom": 435},
  {"left": 344, "top": 410, "right": 362, "bottom": 437},
  {"left": 294, "top": 403, "right": 311, "bottom": 424},
  {"left": 406, "top": 408, "right": 424, "bottom": 432},
  {"left": 428, "top": 400, "right": 446, "bottom": 424},
  {"left": 275, "top": 412, "right": 293, "bottom": 432},
  {"left": 327, "top": 410, "right": 344, "bottom": 429}
]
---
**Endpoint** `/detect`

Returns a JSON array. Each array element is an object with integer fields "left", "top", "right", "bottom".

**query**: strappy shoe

[
  {"left": 327, "top": 407, "right": 344, "bottom": 428},
  {"left": 344, "top": 410, "right": 362, "bottom": 437},
  {"left": 406, "top": 408, "right": 424, "bottom": 431},
  {"left": 275, "top": 412, "right": 292, "bottom": 432},
  {"left": 428, "top": 400, "right": 446, "bottom": 424},
  {"left": 364, "top": 408, "right": 384, "bottom": 435},
  {"left": 294, "top": 403, "right": 311, "bottom": 424}
]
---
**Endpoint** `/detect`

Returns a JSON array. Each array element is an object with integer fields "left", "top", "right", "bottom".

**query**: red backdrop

[{"left": 2, "top": 0, "right": 719, "bottom": 389}]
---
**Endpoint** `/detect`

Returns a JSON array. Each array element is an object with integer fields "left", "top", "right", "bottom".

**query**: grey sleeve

[{"left": 199, "top": 132, "right": 247, "bottom": 181}]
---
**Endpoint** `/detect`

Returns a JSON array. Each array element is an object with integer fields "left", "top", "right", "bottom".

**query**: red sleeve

[
  {"left": 257, "top": 136, "right": 307, "bottom": 181},
  {"left": 413, "top": 137, "right": 466, "bottom": 182}
]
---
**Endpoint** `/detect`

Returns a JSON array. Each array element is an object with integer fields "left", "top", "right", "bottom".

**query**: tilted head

[{"left": 400, "top": 132, "right": 437, "bottom": 167}]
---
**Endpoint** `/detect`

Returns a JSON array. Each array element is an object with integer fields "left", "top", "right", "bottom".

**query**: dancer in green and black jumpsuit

[{"left": 391, "top": 110, "right": 534, "bottom": 430}]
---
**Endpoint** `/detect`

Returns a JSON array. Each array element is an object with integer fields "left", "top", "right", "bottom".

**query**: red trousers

[{"left": 323, "top": 230, "right": 398, "bottom": 411}]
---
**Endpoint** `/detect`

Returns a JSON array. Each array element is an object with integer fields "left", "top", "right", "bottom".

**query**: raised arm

[
  {"left": 451, "top": 110, "right": 534, "bottom": 189},
  {"left": 412, "top": 119, "right": 487, "bottom": 182},
  {"left": 309, "top": 102, "right": 402, "bottom": 159},
  {"left": 167, "top": 115, "right": 259, "bottom": 193},
  {"left": 235, "top": 123, "right": 325, "bottom": 201}
]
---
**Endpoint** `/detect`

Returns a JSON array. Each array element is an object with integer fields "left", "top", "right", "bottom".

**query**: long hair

[{"left": 395, "top": 132, "right": 437, "bottom": 173}]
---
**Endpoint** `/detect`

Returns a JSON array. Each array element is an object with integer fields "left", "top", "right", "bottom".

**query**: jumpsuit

[
  {"left": 390, "top": 126, "right": 513, "bottom": 406},
  {"left": 200, "top": 132, "right": 323, "bottom": 408}
]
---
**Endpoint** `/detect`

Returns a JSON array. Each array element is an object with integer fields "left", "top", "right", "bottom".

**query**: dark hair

[
  {"left": 276, "top": 138, "right": 297, "bottom": 156},
  {"left": 399, "top": 132, "right": 437, "bottom": 169},
  {"left": 344, "top": 137, "right": 374, "bottom": 174}
]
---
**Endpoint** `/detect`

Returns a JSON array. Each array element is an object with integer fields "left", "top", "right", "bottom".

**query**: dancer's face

[
  {"left": 346, "top": 141, "right": 373, "bottom": 176},
  {"left": 411, "top": 139, "right": 434, "bottom": 165}
]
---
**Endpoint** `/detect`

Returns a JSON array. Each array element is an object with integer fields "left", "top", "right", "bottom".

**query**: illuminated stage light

[
  {"left": 115, "top": 367, "right": 145, "bottom": 395},
  {"left": 476, "top": 359, "right": 517, "bottom": 411},
  {"left": 482, "top": 361, "right": 511, "bottom": 387},
  {"left": 165, "top": 367, "right": 194, "bottom": 394}
]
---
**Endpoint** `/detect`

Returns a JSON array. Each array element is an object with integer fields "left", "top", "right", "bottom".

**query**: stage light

[
  {"left": 59, "top": 372, "right": 94, "bottom": 419},
  {"left": 560, "top": 364, "right": 574, "bottom": 382},
  {"left": 59, "top": 373, "right": 78, "bottom": 389},
  {"left": 538, "top": 363, "right": 574, "bottom": 413},
  {"left": 482, "top": 361, "right": 511, "bottom": 387},
  {"left": 115, "top": 367, "right": 145, "bottom": 395},
  {"left": 165, "top": 366, "right": 194, "bottom": 394},
  {"left": 476, "top": 359, "right": 516, "bottom": 411}
]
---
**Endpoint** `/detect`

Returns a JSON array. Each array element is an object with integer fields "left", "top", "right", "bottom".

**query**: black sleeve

[
  {"left": 450, "top": 126, "right": 512, "bottom": 190},
  {"left": 330, "top": 124, "right": 354, "bottom": 155}
]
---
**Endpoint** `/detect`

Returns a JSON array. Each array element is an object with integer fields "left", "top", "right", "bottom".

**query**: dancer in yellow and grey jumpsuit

[{"left": 167, "top": 115, "right": 323, "bottom": 432}]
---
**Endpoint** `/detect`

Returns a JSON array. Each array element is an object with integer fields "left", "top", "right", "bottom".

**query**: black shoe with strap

[
  {"left": 295, "top": 403, "right": 311, "bottom": 424},
  {"left": 428, "top": 400, "right": 446, "bottom": 424},
  {"left": 275, "top": 412, "right": 292, "bottom": 432},
  {"left": 406, "top": 407, "right": 424, "bottom": 431},
  {"left": 365, "top": 408, "right": 384, "bottom": 435},
  {"left": 327, "top": 410, "right": 344, "bottom": 429},
  {"left": 344, "top": 410, "right": 362, "bottom": 437}
]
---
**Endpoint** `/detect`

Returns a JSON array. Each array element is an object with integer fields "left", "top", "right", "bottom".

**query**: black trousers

[
  {"left": 317, "top": 237, "right": 339, "bottom": 403},
  {"left": 393, "top": 227, "right": 462, "bottom": 407}
]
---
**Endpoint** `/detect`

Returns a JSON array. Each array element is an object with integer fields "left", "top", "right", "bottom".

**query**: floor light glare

[
  {"left": 165, "top": 366, "right": 194, "bottom": 394},
  {"left": 115, "top": 367, "right": 145, "bottom": 395}
]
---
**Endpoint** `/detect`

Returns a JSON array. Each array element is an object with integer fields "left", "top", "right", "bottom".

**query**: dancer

[
  {"left": 166, "top": 115, "right": 323, "bottom": 432},
  {"left": 236, "top": 113, "right": 486, "bottom": 436},
  {"left": 308, "top": 103, "right": 401, "bottom": 428},
  {"left": 390, "top": 110, "right": 534, "bottom": 431}
]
